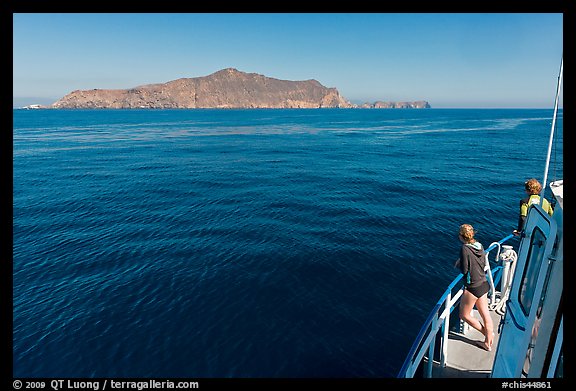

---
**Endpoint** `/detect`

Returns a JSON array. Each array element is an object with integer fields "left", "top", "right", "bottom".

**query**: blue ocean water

[{"left": 13, "top": 108, "right": 563, "bottom": 378}]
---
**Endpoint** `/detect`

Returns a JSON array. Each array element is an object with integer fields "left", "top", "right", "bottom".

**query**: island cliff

[
  {"left": 51, "top": 68, "right": 351, "bottom": 109},
  {"left": 50, "top": 68, "right": 430, "bottom": 109}
]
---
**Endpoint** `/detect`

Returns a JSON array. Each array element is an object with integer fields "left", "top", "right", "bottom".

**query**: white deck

[
  {"left": 432, "top": 309, "right": 503, "bottom": 378},
  {"left": 550, "top": 180, "right": 563, "bottom": 209}
]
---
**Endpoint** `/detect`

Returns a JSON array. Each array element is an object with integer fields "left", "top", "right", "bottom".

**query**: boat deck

[{"left": 433, "top": 309, "right": 503, "bottom": 378}]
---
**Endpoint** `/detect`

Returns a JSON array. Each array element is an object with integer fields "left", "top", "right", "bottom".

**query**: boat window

[{"left": 518, "top": 227, "right": 547, "bottom": 316}]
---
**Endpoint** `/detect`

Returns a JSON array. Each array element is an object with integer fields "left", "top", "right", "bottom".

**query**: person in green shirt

[{"left": 513, "top": 178, "right": 554, "bottom": 236}]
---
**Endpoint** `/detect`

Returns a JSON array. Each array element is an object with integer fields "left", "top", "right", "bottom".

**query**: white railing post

[
  {"left": 485, "top": 251, "right": 497, "bottom": 305},
  {"left": 441, "top": 292, "right": 451, "bottom": 368},
  {"left": 501, "top": 245, "right": 513, "bottom": 292},
  {"left": 425, "top": 317, "right": 437, "bottom": 377}
]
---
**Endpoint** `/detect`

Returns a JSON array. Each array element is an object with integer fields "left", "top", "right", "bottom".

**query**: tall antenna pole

[{"left": 540, "top": 56, "right": 563, "bottom": 205}]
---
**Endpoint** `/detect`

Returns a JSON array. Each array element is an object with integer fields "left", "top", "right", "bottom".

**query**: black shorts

[{"left": 466, "top": 280, "right": 490, "bottom": 298}]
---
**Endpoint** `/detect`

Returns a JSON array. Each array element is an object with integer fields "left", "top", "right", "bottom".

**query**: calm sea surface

[{"left": 13, "top": 109, "right": 563, "bottom": 377}]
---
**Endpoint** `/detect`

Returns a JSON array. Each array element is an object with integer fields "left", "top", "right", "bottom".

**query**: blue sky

[{"left": 13, "top": 13, "right": 563, "bottom": 108}]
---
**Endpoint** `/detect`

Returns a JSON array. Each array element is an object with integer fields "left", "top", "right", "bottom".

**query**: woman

[{"left": 455, "top": 224, "right": 494, "bottom": 351}]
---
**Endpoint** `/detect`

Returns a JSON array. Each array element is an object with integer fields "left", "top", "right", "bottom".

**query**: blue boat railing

[{"left": 397, "top": 233, "right": 515, "bottom": 378}]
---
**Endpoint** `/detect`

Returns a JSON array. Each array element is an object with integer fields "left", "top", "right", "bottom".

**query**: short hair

[
  {"left": 525, "top": 178, "right": 542, "bottom": 195},
  {"left": 459, "top": 224, "right": 476, "bottom": 243}
]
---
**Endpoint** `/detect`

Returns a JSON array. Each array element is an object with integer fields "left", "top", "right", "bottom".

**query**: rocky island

[
  {"left": 49, "top": 68, "right": 430, "bottom": 109},
  {"left": 358, "top": 101, "right": 430, "bottom": 109}
]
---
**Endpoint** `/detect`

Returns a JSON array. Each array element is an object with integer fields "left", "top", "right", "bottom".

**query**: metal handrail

[
  {"left": 486, "top": 234, "right": 515, "bottom": 254},
  {"left": 397, "top": 233, "right": 515, "bottom": 378}
]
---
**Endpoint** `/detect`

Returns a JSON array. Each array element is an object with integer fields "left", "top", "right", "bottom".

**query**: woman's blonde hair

[
  {"left": 459, "top": 224, "right": 476, "bottom": 243},
  {"left": 525, "top": 178, "right": 542, "bottom": 195}
]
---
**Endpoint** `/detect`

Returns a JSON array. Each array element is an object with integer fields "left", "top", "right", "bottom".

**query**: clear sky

[{"left": 13, "top": 13, "right": 563, "bottom": 108}]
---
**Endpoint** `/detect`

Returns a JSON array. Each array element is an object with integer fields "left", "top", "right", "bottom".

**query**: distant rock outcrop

[
  {"left": 51, "top": 68, "right": 352, "bottom": 109},
  {"left": 358, "top": 101, "right": 431, "bottom": 109}
]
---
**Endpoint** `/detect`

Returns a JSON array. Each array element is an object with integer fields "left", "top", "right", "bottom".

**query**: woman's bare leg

[
  {"left": 476, "top": 293, "right": 494, "bottom": 350},
  {"left": 459, "top": 290, "right": 485, "bottom": 334}
]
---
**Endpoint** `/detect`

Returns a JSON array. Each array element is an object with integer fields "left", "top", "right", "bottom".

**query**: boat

[
  {"left": 397, "top": 57, "right": 563, "bottom": 379},
  {"left": 21, "top": 104, "right": 43, "bottom": 109}
]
